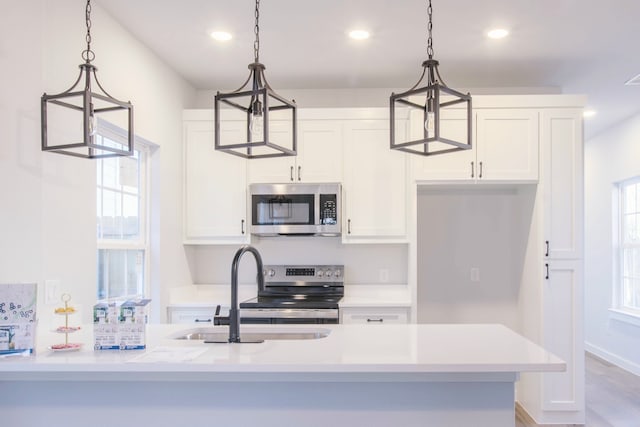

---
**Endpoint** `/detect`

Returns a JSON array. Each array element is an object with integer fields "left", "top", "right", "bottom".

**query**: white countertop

[{"left": 0, "top": 323, "right": 564, "bottom": 382}]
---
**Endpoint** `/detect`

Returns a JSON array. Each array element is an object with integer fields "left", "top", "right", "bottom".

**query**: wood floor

[{"left": 516, "top": 353, "right": 640, "bottom": 427}]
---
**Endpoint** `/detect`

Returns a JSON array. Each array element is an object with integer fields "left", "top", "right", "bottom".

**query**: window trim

[
  {"left": 96, "top": 119, "right": 153, "bottom": 302},
  {"left": 613, "top": 176, "right": 640, "bottom": 316}
]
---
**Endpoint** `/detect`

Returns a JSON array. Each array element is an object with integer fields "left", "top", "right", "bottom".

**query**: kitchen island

[{"left": 0, "top": 323, "right": 563, "bottom": 427}]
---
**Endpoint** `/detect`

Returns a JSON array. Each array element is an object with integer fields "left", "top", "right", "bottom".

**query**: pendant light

[
  {"left": 41, "top": 0, "right": 133, "bottom": 159},
  {"left": 214, "top": 0, "right": 297, "bottom": 159},
  {"left": 390, "top": 0, "right": 472, "bottom": 156}
]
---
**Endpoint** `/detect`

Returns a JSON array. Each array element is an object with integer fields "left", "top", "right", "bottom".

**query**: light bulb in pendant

[
  {"left": 250, "top": 114, "right": 264, "bottom": 136},
  {"left": 88, "top": 104, "right": 98, "bottom": 137},
  {"left": 424, "top": 111, "right": 435, "bottom": 134},
  {"left": 249, "top": 98, "right": 264, "bottom": 138}
]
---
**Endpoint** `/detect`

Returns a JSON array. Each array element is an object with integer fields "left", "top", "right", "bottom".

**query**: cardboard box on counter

[
  {"left": 93, "top": 299, "right": 151, "bottom": 350},
  {"left": 0, "top": 283, "right": 37, "bottom": 356}
]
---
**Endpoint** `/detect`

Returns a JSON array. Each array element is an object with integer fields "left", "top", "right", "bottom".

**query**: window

[
  {"left": 617, "top": 177, "right": 640, "bottom": 312},
  {"left": 96, "top": 121, "right": 150, "bottom": 301}
]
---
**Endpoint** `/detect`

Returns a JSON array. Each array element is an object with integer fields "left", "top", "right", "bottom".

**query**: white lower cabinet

[
  {"left": 340, "top": 307, "right": 409, "bottom": 324},
  {"left": 542, "top": 259, "right": 584, "bottom": 412},
  {"left": 167, "top": 306, "right": 218, "bottom": 324}
]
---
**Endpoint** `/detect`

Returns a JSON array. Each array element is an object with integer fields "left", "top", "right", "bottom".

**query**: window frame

[
  {"left": 96, "top": 120, "right": 152, "bottom": 302},
  {"left": 614, "top": 176, "right": 640, "bottom": 316}
]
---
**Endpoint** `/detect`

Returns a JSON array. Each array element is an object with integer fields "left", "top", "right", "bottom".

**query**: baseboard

[
  {"left": 515, "top": 402, "right": 536, "bottom": 424},
  {"left": 585, "top": 342, "right": 640, "bottom": 377}
]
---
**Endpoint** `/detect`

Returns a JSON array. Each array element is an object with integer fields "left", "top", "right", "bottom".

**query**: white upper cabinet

[
  {"left": 342, "top": 117, "right": 408, "bottom": 242},
  {"left": 541, "top": 109, "right": 584, "bottom": 260},
  {"left": 183, "top": 111, "right": 249, "bottom": 244},
  {"left": 412, "top": 108, "right": 539, "bottom": 182},
  {"left": 248, "top": 119, "right": 343, "bottom": 183}
]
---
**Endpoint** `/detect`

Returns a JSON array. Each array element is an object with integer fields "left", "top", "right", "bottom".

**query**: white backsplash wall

[
  {"left": 187, "top": 239, "right": 408, "bottom": 286},
  {"left": 416, "top": 185, "right": 535, "bottom": 329}
]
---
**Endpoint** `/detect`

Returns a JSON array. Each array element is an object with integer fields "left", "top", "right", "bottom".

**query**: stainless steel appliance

[
  {"left": 237, "top": 264, "right": 344, "bottom": 324},
  {"left": 249, "top": 183, "right": 341, "bottom": 236}
]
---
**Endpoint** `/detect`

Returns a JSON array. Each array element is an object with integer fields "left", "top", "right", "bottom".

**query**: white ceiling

[{"left": 98, "top": 0, "right": 640, "bottom": 138}]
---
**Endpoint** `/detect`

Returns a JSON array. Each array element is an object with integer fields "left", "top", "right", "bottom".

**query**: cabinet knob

[
  {"left": 347, "top": 219, "right": 352, "bottom": 234},
  {"left": 298, "top": 166, "right": 301, "bottom": 181},
  {"left": 479, "top": 161, "right": 483, "bottom": 178},
  {"left": 545, "top": 263, "right": 550, "bottom": 280},
  {"left": 290, "top": 166, "right": 294, "bottom": 181},
  {"left": 471, "top": 161, "right": 475, "bottom": 178},
  {"left": 241, "top": 219, "right": 245, "bottom": 235},
  {"left": 545, "top": 240, "right": 549, "bottom": 257}
]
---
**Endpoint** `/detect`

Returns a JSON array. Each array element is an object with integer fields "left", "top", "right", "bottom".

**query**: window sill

[{"left": 609, "top": 308, "right": 640, "bottom": 327}]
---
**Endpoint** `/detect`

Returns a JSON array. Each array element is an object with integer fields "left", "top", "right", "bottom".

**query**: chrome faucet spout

[{"left": 229, "top": 245, "right": 264, "bottom": 343}]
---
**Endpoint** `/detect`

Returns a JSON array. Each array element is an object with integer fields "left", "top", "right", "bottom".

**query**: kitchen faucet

[{"left": 226, "top": 245, "right": 265, "bottom": 343}]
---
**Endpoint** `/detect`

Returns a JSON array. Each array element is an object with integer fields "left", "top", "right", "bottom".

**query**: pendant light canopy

[
  {"left": 214, "top": 0, "right": 297, "bottom": 159},
  {"left": 41, "top": 0, "right": 133, "bottom": 159},
  {"left": 390, "top": 0, "right": 472, "bottom": 157}
]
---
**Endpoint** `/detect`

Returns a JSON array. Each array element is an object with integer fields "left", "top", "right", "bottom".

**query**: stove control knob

[
  {"left": 325, "top": 270, "right": 333, "bottom": 278},
  {"left": 266, "top": 269, "right": 276, "bottom": 278},
  {"left": 334, "top": 270, "right": 341, "bottom": 278},
  {"left": 317, "top": 270, "right": 324, "bottom": 278}
]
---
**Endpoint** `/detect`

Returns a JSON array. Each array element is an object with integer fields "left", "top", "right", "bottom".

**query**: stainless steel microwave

[{"left": 249, "top": 183, "right": 341, "bottom": 236}]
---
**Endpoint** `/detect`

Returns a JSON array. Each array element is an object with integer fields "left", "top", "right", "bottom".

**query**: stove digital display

[{"left": 285, "top": 268, "right": 315, "bottom": 277}]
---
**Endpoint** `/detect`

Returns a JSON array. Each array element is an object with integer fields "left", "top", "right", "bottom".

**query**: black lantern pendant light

[
  {"left": 214, "top": 0, "right": 297, "bottom": 159},
  {"left": 390, "top": 0, "right": 472, "bottom": 156},
  {"left": 41, "top": 0, "right": 133, "bottom": 159}
]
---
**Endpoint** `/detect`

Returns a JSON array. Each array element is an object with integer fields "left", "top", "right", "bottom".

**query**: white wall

[
  {"left": 0, "top": 1, "right": 196, "bottom": 324},
  {"left": 416, "top": 185, "right": 535, "bottom": 330},
  {"left": 585, "top": 113, "right": 640, "bottom": 375}
]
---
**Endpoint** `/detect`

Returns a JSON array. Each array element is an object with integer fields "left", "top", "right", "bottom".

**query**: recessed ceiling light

[
  {"left": 583, "top": 110, "right": 597, "bottom": 118},
  {"left": 349, "top": 30, "right": 370, "bottom": 40},
  {"left": 487, "top": 28, "right": 509, "bottom": 39},
  {"left": 210, "top": 31, "right": 232, "bottom": 42}
]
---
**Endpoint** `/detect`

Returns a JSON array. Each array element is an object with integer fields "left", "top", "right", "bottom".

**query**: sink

[{"left": 170, "top": 327, "right": 331, "bottom": 342}]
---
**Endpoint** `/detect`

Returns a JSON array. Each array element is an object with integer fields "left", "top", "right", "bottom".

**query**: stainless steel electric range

[{"left": 237, "top": 265, "right": 344, "bottom": 324}]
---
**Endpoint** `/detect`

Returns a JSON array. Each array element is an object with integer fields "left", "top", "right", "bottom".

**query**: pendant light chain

[
  {"left": 426, "top": 0, "right": 434, "bottom": 59},
  {"left": 253, "top": 0, "right": 260, "bottom": 63},
  {"left": 82, "top": 0, "right": 95, "bottom": 63}
]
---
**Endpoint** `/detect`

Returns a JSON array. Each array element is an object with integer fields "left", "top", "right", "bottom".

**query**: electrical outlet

[
  {"left": 45, "top": 280, "right": 60, "bottom": 304},
  {"left": 379, "top": 269, "right": 389, "bottom": 283},
  {"left": 470, "top": 268, "right": 480, "bottom": 283}
]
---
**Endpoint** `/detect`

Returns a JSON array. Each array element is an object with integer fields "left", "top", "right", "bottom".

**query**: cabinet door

[
  {"left": 295, "top": 120, "right": 343, "bottom": 182},
  {"left": 410, "top": 109, "right": 476, "bottom": 181},
  {"left": 183, "top": 119, "right": 249, "bottom": 243},
  {"left": 247, "top": 121, "right": 295, "bottom": 183},
  {"left": 167, "top": 306, "right": 217, "bottom": 324},
  {"left": 343, "top": 119, "right": 407, "bottom": 240},
  {"left": 341, "top": 307, "right": 409, "bottom": 324},
  {"left": 541, "top": 109, "right": 583, "bottom": 259},
  {"left": 542, "top": 259, "right": 584, "bottom": 412},
  {"left": 476, "top": 109, "right": 539, "bottom": 181}
]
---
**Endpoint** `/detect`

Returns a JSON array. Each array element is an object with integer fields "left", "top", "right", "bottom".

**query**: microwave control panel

[{"left": 319, "top": 194, "right": 338, "bottom": 225}]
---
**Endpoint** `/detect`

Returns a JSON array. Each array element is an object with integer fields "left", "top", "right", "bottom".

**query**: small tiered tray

[{"left": 50, "top": 294, "right": 82, "bottom": 352}]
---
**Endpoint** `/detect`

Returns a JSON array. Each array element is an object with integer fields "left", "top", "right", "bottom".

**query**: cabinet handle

[
  {"left": 194, "top": 318, "right": 212, "bottom": 323},
  {"left": 347, "top": 219, "right": 352, "bottom": 234},
  {"left": 367, "top": 318, "right": 384, "bottom": 323},
  {"left": 545, "top": 240, "right": 549, "bottom": 257},
  {"left": 479, "top": 161, "right": 483, "bottom": 178},
  {"left": 545, "top": 263, "right": 549, "bottom": 280},
  {"left": 471, "top": 161, "right": 475, "bottom": 178},
  {"left": 290, "top": 166, "right": 294, "bottom": 181},
  {"left": 298, "top": 165, "right": 301, "bottom": 181},
  {"left": 241, "top": 219, "right": 245, "bottom": 235}
]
